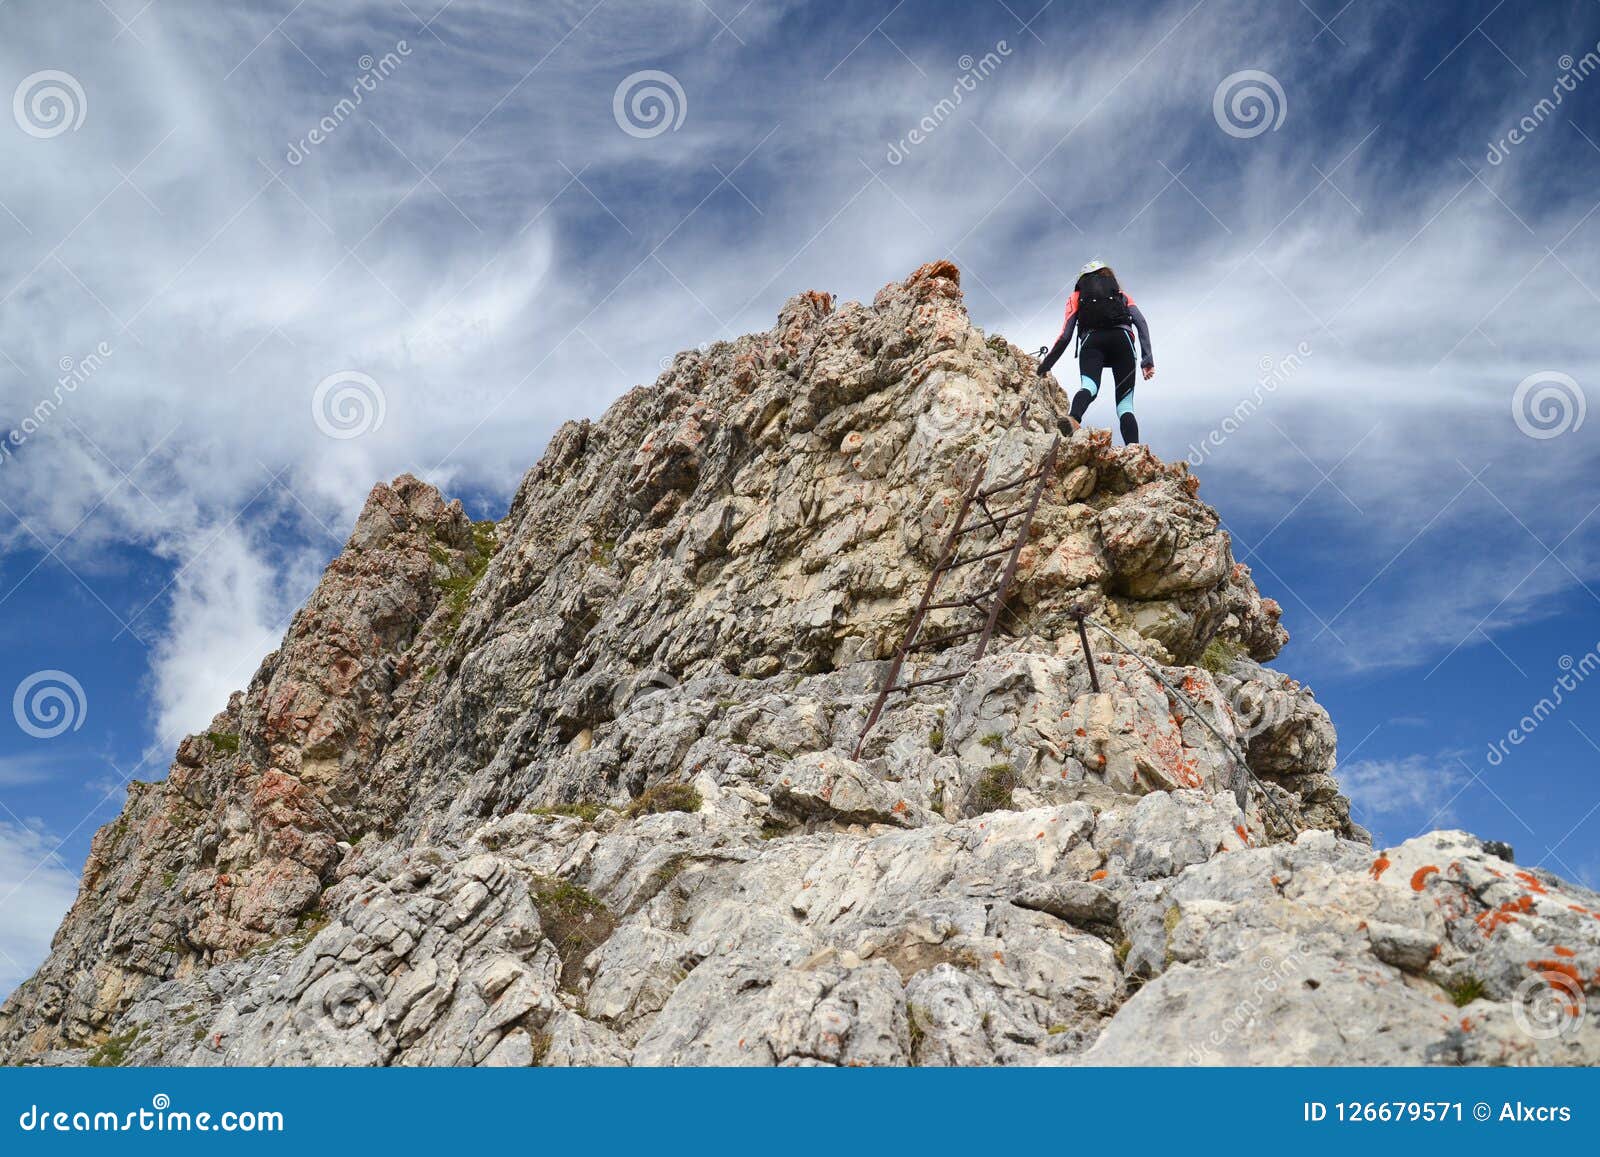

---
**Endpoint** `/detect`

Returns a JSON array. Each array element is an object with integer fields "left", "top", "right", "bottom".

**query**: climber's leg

[
  {"left": 1110, "top": 332, "right": 1139, "bottom": 445},
  {"left": 1071, "top": 337, "right": 1106, "bottom": 422},
  {"left": 1115, "top": 380, "right": 1139, "bottom": 444}
]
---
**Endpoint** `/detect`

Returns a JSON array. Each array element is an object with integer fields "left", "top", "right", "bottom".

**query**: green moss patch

[
  {"left": 437, "top": 520, "right": 501, "bottom": 637},
  {"left": 625, "top": 783, "right": 703, "bottom": 818},
  {"left": 528, "top": 801, "right": 605, "bottom": 823},
  {"left": 1200, "top": 637, "right": 1244, "bottom": 674},
  {"left": 971, "top": 764, "right": 1016, "bottom": 814},
  {"left": 529, "top": 876, "right": 615, "bottom": 991},
  {"left": 87, "top": 1027, "right": 139, "bottom": 1067}
]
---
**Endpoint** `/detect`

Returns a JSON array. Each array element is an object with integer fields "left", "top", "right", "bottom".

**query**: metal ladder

[{"left": 852, "top": 436, "right": 1060, "bottom": 759}]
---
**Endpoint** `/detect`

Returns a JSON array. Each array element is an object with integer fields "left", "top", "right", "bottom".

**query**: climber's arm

[
  {"left": 1129, "top": 302, "right": 1154, "bottom": 371},
  {"left": 1037, "top": 310, "right": 1076, "bottom": 375}
]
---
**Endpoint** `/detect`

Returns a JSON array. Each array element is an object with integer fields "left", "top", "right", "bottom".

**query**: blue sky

[{"left": 1, "top": 0, "right": 1598, "bottom": 993}]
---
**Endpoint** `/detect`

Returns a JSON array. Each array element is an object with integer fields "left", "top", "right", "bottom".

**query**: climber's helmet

[{"left": 1079, "top": 259, "right": 1108, "bottom": 277}]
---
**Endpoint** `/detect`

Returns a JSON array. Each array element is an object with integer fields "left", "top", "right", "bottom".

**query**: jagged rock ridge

[{"left": 4, "top": 262, "right": 1597, "bottom": 1066}]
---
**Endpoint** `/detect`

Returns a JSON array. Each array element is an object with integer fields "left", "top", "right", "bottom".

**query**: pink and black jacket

[{"left": 1038, "top": 289, "right": 1154, "bottom": 376}]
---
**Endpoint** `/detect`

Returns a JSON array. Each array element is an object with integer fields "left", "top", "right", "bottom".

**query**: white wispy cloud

[
  {"left": 0, "top": 821, "right": 81, "bottom": 998},
  {"left": 1339, "top": 753, "right": 1470, "bottom": 834},
  {"left": 0, "top": 0, "right": 1594, "bottom": 745}
]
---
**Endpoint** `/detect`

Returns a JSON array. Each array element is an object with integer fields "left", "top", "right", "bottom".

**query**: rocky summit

[{"left": 4, "top": 262, "right": 1597, "bottom": 1067}]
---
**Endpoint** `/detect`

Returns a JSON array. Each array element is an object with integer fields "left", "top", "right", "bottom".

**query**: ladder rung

[
  {"left": 909, "top": 624, "right": 984, "bottom": 650},
  {"left": 939, "top": 543, "right": 1013, "bottom": 572},
  {"left": 890, "top": 669, "right": 969, "bottom": 694},
  {"left": 953, "top": 504, "right": 1029, "bottom": 537},
  {"left": 926, "top": 586, "right": 999, "bottom": 611},
  {"left": 855, "top": 436, "right": 1060, "bottom": 759},
  {"left": 978, "top": 467, "right": 1044, "bottom": 500}
]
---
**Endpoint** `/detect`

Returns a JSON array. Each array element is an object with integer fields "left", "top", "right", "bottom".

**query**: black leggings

[{"left": 1069, "top": 328, "right": 1139, "bottom": 444}]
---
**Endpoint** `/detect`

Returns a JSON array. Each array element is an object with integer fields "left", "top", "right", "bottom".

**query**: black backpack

[{"left": 1076, "top": 269, "right": 1132, "bottom": 331}]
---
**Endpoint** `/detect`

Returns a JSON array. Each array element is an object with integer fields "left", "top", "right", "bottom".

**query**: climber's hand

[{"left": 1142, "top": 364, "right": 1156, "bottom": 380}]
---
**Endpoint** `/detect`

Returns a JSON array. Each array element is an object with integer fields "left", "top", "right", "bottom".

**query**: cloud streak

[
  {"left": 0, "top": 0, "right": 1595, "bottom": 742},
  {"left": 0, "top": 821, "right": 82, "bottom": 997}
]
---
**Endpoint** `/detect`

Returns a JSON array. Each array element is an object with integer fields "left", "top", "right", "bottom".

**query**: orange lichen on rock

[
  {"left": 1514, "top": 871, "right": 1548, "bottom": 895},
  {"left": 1474, "top": 894, "right": 1534, "bottom": 937},
  {"left": 1142, "top": 722, "right": 1203, "bottom": 788},
  {"left": 902, "top": 261, "right": 962, "bottom": 302},
  {"left": 1369, "top": 854, "right": 1391, "bottom": 881},
  {"left": 1526, "top": 961, "right": 1586, "bottom": 1009},
  {"left": 1410, "top": 865, "right": 1439, "bottom": 892}
]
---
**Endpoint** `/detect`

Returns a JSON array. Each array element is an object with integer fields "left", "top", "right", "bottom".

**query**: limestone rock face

[{"left": 5, "top": 262, "right": 1596, "bottom": 1067}]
